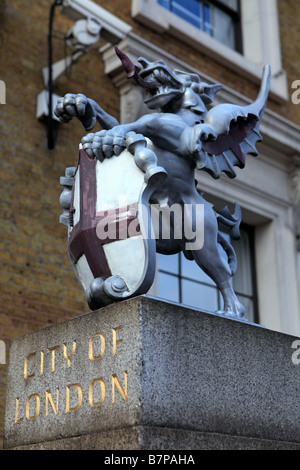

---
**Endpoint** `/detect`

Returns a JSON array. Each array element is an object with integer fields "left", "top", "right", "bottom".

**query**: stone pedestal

[{"left": 4, "top": 296, "right": 300, "bottom": 450}]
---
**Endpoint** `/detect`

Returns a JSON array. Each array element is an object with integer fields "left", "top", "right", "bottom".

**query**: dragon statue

[{"left": 55, "top": 47, "right": 271, "bottom": 319}]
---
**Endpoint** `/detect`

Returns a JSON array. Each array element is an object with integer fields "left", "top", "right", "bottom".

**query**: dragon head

[
  {"left": 137, "top": 57, "right": 185, "bottom": 111},
  {"left": 115, "top": 47, "right": 222, "bottom": 116},
  {"left": 138, "top": 57, "right": 223, "bottom": 115}
]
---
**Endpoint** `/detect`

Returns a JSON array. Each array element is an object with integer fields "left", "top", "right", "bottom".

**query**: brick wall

[
  {"left": 277, "top": 0, "right": 300, "bottom": 125},
  {"left": 0, "top": 0, "right": 119, "bottom": 446},
  {"left": 0, "top": 0, "right": 299, "bottom": 448}
]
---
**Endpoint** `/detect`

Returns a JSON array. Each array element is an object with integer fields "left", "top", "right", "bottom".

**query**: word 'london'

[{"left": 14, "top": 326, "right": 128, "bottom": 423}]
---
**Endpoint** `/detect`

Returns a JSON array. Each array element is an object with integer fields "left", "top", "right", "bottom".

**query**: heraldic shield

[{"left": 59, "top": 132, "right": 167, "bottom": 310}]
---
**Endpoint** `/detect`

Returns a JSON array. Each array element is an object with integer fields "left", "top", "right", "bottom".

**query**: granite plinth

[{"left": 4, "top": 296, "right": 300, "bottom": 450}]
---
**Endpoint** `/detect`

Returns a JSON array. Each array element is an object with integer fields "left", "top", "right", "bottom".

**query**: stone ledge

[{"left": 7, "top": 426, "right": 300, "bottom": 451}]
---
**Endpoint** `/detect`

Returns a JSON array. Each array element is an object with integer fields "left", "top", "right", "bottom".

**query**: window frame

[
  {"left": 131, "top": 0, "right": 288, "bottom": 102},
  {"left": 211, "top": 0, "right": 243, "bottom": 54}
]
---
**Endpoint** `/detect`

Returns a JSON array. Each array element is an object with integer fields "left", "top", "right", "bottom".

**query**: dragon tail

[{"left": 216, "top": 203, "right": 242, "bottom": 275}]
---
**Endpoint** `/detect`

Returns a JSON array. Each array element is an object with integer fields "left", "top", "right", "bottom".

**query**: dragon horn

[
  {"left": 115, "top": 46, "right": 136, "bottom": 78},
  {"left": 114, "top": 46, "right": 159, "bottom": 93}
]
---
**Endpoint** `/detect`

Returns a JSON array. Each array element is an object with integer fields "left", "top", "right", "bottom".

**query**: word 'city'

[{"left": 13, "top": 326, "right": 128, "bottom": 423}]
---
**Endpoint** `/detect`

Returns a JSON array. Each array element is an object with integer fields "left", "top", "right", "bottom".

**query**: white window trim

[{"left": 131, "top": 0, "right": 288, "bottom": 102}]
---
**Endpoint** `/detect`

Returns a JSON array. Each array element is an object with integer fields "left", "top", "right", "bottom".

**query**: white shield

[{"left": 60, "top": 133, "right": 167, "bottom": 309}]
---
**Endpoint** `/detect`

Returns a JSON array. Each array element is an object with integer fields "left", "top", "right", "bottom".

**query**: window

[
  {"left": 132, "top": 0, "right": 288, "bottom": 101},
  {"left": 157, "top": 0, "right": 242, "bottom": 52},
  {"left": 157, "top": 224, "right": 258, "bottom": 323}
]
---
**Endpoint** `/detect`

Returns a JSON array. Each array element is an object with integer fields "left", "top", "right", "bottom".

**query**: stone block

[{"left": 4, "top": 296, "right": 300, "bottom": 450}]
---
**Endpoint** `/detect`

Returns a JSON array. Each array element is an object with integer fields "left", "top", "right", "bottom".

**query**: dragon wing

[{"left": 197, "top": 65, "right": 271, "bottom": 179}]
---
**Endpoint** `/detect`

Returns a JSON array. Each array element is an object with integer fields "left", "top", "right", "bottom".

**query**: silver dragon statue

[{"left": 55, "top": 47, "right": 271, "bottom": 319}]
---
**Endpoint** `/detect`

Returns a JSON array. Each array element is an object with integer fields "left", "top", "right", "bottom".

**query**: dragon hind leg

[
  {"left": 217, "top": 279, "right": 245, "bottom": 319},
  {"left": 186, "top": 202, "right": 245, "bottom": 319}
]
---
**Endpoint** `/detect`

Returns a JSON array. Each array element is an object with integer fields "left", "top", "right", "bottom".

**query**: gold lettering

[
  {"left": 45, "top": 388, "right": 59, "bottom": 416},
  {"left": 112, "top": 371, "right": 128, "bottom": 403},
  {"left": 14, "top": 398, "right": 24, "bottom": 424},
  {"left": 26, "top": 393, "right": 40, "bottom": 420},
  {"left": 63, "top": 341, "right": 77, "bottom": 367},
  {"left": 65, "top": 383, "right": 82, "bottom": 413},
  {"left": 89, "top": 378, "right": 105, "bottom": 407},
  {"left": 112, "top": 326, "right": 123, "bottom": 356},
  {"left": 89, "top": 333, "right": 105, "bottom": 361},
  {"left": 48, "top": 345, "right": 60, "bottom": 372},
  {"left": 24, "top": 352, "right": 36, "bottom": 379}
]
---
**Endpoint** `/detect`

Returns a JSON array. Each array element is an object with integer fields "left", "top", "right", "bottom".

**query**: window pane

[
  {"left": 158, "top": 253, "right": 179, "bottom": 275},
  {"left": 204, "top": 4, "right": 212, "bottom": 34},
  {"left": 181, "top": 253, "right": 216, "bottom": 286},
  {"left": 157, "top": 0, "right": 240, "bottom": 51},
  {"left": 158, "top": 272, "right": 179, "bottom": 303},
  {"left": 158, "top": 0, "right": 171, "bottom": 8},
  {"left": 172, "top": 0, "right": 202, "bottom": 29},
  {"left": 182, "top": 279, "right": 219, "bottom": 311},
  {"left": 232, "top": 229, "right": 253, "bottom": 296},
  {"left": 209, "top": 5, "right": 235, "bottom": 49}
]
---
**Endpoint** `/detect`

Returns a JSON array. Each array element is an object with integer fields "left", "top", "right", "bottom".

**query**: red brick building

[{"left": 0, "top": 0, "right": 299, "bottom": 447}]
